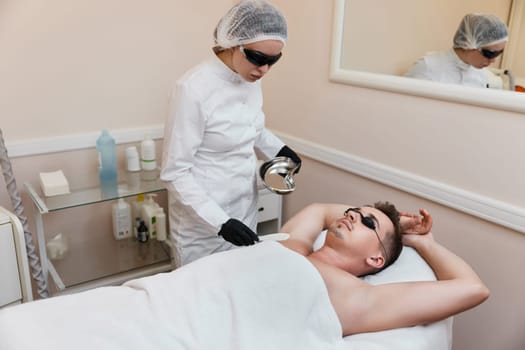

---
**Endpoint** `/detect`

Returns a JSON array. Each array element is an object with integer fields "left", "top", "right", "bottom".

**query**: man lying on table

[
  {"left": 278, "top": 201, "right": 489, "bottom": 335},
  {"left": 0, "top": 201, "right": 488, "bottom": 350}
]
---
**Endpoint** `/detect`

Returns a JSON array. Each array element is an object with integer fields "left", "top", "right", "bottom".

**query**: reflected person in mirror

[
  {"left": 161, "top": 0, "right": 302, "bottom": 266},
  {"left": 405, "top": 13, "right": 508, "bottom": 88}
]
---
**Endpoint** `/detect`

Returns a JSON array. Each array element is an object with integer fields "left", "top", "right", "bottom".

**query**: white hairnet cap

[
  {"left": 453, "top": 13, "right": 508, "bottom": 49},
  {"left": 214, "top": 0, "right": 287, "bottom": 50}
]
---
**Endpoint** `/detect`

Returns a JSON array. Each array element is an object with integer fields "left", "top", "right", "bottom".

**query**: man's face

[{"left": 324, "top": 206, "right": 394, "bottom": 272}]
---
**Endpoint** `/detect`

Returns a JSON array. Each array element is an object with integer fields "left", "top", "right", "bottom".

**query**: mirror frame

[{"left": 329, "top": 0, "right": 525, "bottom": 114}]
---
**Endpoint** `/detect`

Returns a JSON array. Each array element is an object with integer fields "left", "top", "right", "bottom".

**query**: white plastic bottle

[
  {"left": 141, "top": 194, "right": 159, "bottom": 239},
  {"left": 126, "top": 146, "right": 141, "bottom": 172},
  {"left": 140, "top": 133, "right": 157, "bottom": 171},
  {"left": 155, "top": 207, "right": 167, "bottom": 241},
  {"left": 125, "top": 146, "right": 141, "bottom": 191},
  {"left": 112, "top": 198, "right": 132, "bottom": 240}
]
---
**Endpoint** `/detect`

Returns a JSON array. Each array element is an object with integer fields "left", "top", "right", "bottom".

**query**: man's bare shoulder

[
  {"left": 279, "top": 238, "right": 313, "bottom": 256},
  {"left": 305, "top": 255, "right": 375, "bottom": 336},
  {"left": 305, "top": 255, "right": 364, "bottom": 288},
  {"left": 279, "top": 239, "right": 366, "bottom": 287},
  {"left": 280, "top": 239, "right": 383, "bottom": 335}
]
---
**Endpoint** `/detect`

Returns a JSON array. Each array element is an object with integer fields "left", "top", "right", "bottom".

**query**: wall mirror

[{"left": 330, "top": 0, "right": 525, "bottom": 113}]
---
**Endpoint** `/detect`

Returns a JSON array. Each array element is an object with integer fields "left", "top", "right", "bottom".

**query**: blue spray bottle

[{"left": 96, "top": 130, "right": 118, "bottom": 197}]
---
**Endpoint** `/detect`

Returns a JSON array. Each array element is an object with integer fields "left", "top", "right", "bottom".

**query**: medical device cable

[{"left": 0, "top": 129, "right": 49, "bottom": 298}]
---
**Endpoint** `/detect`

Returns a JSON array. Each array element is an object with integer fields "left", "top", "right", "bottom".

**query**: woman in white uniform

[
  {"left": 405, "top": 13, "right": 508, "bottom": 88},
  {"left": 161, "top": 0, "right": 301, "bottom": 266}
]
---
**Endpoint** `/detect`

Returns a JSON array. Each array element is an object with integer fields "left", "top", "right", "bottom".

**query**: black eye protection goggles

[
  {"left": 480, "top": 48, "right": 504, "bottom": 59},
  {"left": 240, "top": 45, "right": 282, "bottom": 67}
]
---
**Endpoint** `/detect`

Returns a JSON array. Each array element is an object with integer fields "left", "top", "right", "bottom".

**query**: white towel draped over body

[{"left": 0, "top": 241, "right": 343, "bottom": 350}]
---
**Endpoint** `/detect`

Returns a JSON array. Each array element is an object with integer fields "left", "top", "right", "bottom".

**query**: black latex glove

[
  {"left": 276, "top": 145, "right": 302, "bottom": 174},
  {"left": 218, "top": 218, "right": 259, "bottom": 246}
]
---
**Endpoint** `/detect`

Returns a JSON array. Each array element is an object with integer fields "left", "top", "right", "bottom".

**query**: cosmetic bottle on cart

[
  {"left": 140, "top": 134, "right": 157, "bottom": 171},
  {"left": 125, "top": 146, "right": 141, "bottom": 191},
  {"left": 155, "top": 207, "right": 167, "bottom": 241},
  {"left": 141, "top": 194, "right": 160, "bottom": 240},
  {"left": 112, "top": 198, "right": 132, "bottom": 240},
  {"left": 131, "top": 194, "right": 145, "bottom": 239},
  {"left": 137, "top": 220, "right": 149, "bottom": 243},
  {"left": 96, "top": 130, "right": 118, "bottom": 198}
]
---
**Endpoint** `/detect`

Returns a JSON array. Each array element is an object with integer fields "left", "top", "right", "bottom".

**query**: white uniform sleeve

[
  {"left": 404, "top": 57, "right": 434, "bottom": 81},
  {"left": 160, "top": 83, "right": 230, "bottom": 231},
  {"left": 254, "top": 111, "right": 285, "bottom": 159}
]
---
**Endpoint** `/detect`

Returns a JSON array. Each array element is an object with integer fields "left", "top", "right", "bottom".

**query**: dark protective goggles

[
  {"left": 480, "top": 48, "right": 504, "bottom": 59},
  {"left": 344, "top": 207, "right": 388, "bottom": 260},
  {"left": 240, "top": 45, "right": 282, "bottom": 67}
]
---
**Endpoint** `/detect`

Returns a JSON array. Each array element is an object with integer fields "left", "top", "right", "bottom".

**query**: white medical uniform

[
  {"left": 405, "top": 49, "right": 489, "bottom": 88},
  {"left": 161, "top": 54, "right": 284, "bottom": 266}
]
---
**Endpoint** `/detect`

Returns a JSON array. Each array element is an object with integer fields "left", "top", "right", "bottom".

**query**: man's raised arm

[
  {"left": 280, "top": 203, "right": 349, "bottom": 255},
  {"left": 346, "top": 212, "right": 490, "bottom": 334}
]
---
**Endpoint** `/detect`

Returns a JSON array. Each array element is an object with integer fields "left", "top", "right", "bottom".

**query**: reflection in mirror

[{"left": 330, "top": 0, "right": 525, "bottom": 113}]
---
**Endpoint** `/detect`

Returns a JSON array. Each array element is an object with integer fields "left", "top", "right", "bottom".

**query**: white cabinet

[
  {"left": 0, "top": 208, "right": 32, "bottom": 308},
  {"left": 256, "top": 188, "right": 282, "bottom": 235}
]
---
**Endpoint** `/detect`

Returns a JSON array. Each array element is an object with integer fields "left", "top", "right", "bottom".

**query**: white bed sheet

[
  {"left": 0, "top": 235, "right": 452, "bottom": 350},
  {"left": 0, "top": 242, "right": 342, "bottom": 350}
]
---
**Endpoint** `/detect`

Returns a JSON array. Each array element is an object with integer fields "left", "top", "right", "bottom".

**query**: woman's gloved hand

[
  {"left": 218, "top": 218, "right": 259, "bottom": 246},
  {"left": 276, "top": 145, "right": 302, "bottom": 174}
]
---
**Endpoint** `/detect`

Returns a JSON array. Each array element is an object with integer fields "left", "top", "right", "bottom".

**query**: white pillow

[{"left": 314, "top": 231, "right": 453, "bottom": 350}]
